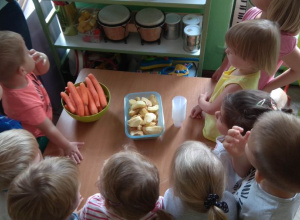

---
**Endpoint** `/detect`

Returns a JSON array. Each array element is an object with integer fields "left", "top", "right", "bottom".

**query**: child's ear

[
  {"left": 255, "top": 170, "right": 264, "bottom": 183},
  {"left": 17, "top": 66, "right": 27, "bottom": 76}
]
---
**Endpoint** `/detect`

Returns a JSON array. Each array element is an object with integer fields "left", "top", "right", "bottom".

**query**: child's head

[
  {"left": 225, "top": 19, "right": 280, "bottom": 75},
  {"left": 0, "top": 129, "right": 41, "bottom": 191},
  {"left": 98, "top": 150, "right": 160, "bottom": 219},
  {"left": 215, "top": 90, "right": 277, "bottom": 135},
  {"left": 252, "top": 0, "right": 300, "bottom": 34},
  {"left": 0, "top": 31, "right": 34, "bottom": 82},
  {"left": 7, "top": 157, "right": 81, "bottom": 220},
  {"left": 247, "top": 111, "right": 300, "bottom": 193},
  {"left": 171, "top": 141, "right": 228, "bottom": 219}
]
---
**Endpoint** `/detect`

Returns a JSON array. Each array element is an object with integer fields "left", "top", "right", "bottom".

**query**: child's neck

[
  {"left": 1, "top": 74, "right": 28, "bottom": 89},
  {"left": 260, "top": 179, "right": 296, "bottom": 199},
  {"left": 232, "top": 68, "right": 257, "bottom": 76}
]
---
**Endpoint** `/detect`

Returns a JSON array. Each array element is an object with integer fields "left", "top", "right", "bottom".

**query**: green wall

[{"left": 204, "top": 0, "right": 234, "bottom": 70}]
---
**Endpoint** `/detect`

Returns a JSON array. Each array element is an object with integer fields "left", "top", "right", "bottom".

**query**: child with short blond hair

[
  {"left": 191, "top": 19, "right": 280, "bottom": 142},
  {"left": 7, "top": 157, "right": 81, "bottom": 220},
  {"left": 164, "top": 141, "right": 238, "bottom": 220},
  {"left": 80, "top": 150, "right": 172, "bottom": 220},
  {"left": 0, "top": 129, "right": 41, "bottom": 220},
  {"left": 0, "top": 30, "right": 83, "bottom": 163},
  {"left": 227, "top": 111, "right": 300, "bottom": 219}
]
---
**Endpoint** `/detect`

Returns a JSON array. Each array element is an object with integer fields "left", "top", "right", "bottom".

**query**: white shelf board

[
  {"left": 52, "top": 0, "right": 206, "bottom": 8},
  {"left": 54, "top": 33, "right": 200, "bottom": 58}
]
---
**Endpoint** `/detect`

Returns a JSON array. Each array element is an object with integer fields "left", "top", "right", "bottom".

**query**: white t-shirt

[
  {"left": 164, "top": 188, "right": 238, "bottom": 220},
  {"left": 213, "top": 136, "right": 243, "bottom": 192},
  {"left": 235, "top": 169, "right": 300, "bottom": 220}
]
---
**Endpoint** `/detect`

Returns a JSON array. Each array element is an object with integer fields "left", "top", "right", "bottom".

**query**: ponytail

[{"left": 153, "top": 210, "right": 174, "bottom": 220}]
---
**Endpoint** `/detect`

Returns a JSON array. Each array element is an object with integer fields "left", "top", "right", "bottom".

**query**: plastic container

[
  {"left": 172, "top": 96, "right": 187, "bottom": 127},
  {"left": 182, "top": 14, "right": 202, "bottom": 38},
  {"left": 124, "top": 91, "right": 165, "bottom": 140},
  {"left": 77, "top": 9, "right": 100, "bottom": 42}
]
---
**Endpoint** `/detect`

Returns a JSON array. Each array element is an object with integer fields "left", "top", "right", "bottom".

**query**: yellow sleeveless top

[{"left": 203, "top": 66, "right": 260, "bottom": 142}]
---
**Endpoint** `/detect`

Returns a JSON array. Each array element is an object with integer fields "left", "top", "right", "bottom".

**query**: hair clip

[
  {"left": 256, "top": 99, "right": 266, "bottom": 106},
  {"left": 204, "top": 193, "right": 229, "bottom": 213}
]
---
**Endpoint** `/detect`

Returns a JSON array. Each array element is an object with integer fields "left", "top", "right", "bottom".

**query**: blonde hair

[
  {"left": 171, "top": 141, "right": 227, "bottom": 220},
  {"left": 0, "top": 31, "right": 26, "bottom": 81},
  {"left": 7, "top": 157, "right": 80, "bottom": 220},
  {"left": 267, "top": 0, "right": 300, "bottom": 34},
  {"left": 0, "top": 129, "right": 39, "bottom": 191},
  {"left": 249, "top": 111, "right": 300, "bottom": 192},
  {"left": 98, "top": 150, "right": 165, "bottom": 220},
  {"left": 225, "top": 19, "right": 280, "bottom": 75}
]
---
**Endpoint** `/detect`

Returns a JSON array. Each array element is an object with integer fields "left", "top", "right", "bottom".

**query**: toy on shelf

[
  {"left": 161, "top": 63, "right": 193, "bottom": 76},
  {"left": 139, "top": 57, "right": 172, "bottom": 70}
]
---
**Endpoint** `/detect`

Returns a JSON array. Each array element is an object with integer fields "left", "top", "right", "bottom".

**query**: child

[
  {"left": 7, "top": 157, "right": 82, "bottom": 220},
  {"left": 212, "top": 0, "right": 300, "bottom": 92},
  {"left": 228, "top": 111, "right": 300, "bottom": 219},
  {"left": 79, "top": 150, "right": 172, "bottom": 220},
  {"left": 0, "top": 129, "right": 42, "bottom": 220},
  {"left": 163, "top": 141, "right": 238, "bottom": 220},
  {"left": 0, "top": 30, "right": 83, "bottom": 163},
  {"left": 191, "top": 19, "right": 280, "bottom": 142},
  {"left": 213, "top": 90, "right": 285, "bottom": 191}
]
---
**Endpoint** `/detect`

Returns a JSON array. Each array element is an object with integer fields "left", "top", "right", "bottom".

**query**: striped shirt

[{"left": 79, "top": 193, "right": 163, "bottom": 220}]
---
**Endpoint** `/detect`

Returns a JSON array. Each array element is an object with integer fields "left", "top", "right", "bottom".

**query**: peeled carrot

[
  {"left": 85, "top": 77, "right": 100, "bottom": 108},
  {"left": 87, "top": 89, "right": 98, "bottom": 115},
  {"left": 84, "top": 105, "right": 90, "bottom": 116},
  {"left": 68, "top": 92, "right": 76, "bottom": 107},
  {"left": 80, "top": 82, "right": 88, "bottom": 106},
  {"left": 88, "top": 73, "right": 107, "bottom": 108},
  {"left": 61, "top": 92, "right": 76, "bottom": 113},
  {"left": 67, "top": 82, "right": 84, "bottom": 117}
]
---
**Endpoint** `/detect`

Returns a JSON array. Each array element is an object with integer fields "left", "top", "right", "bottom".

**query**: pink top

[
  {"left": 242, "top": 7, "right": 297, "bottom": 89},
  {"left": 79, "top": 193, "right": 164, "bottom": 220},
  {"left": 2, "top": 72, "right": 52, "bottom": 138}
]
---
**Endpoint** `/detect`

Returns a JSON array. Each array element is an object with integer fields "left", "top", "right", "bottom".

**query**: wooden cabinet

[{"left": 32, "top": 0, "right": 211, "bottom": 78}]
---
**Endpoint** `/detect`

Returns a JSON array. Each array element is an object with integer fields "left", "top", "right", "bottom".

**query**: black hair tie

[{"left": 204, "top": 193, "right": 229, "bottom": 213}]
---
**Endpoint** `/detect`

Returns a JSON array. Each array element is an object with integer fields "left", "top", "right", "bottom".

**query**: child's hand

[
  {"left": 66, "top": 142, "right": 84, "bottom": 164},
  {"left": 30, "top": 49, "right": 47, "bottom": 65},
  {"left": 190, "top": 105, "right": 203, "bottom": 119},
  {"left": 198, "top": 92, "right": 209, "bottom": 104},
  {"left": 223, "top": 126, "right": 250, "bottom": 157}
]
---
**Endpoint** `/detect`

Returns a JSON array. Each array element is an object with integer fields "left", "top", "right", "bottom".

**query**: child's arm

[
  {"left": 29, "top": 49, "right": 50, "bottom": 76},
  {"left": 263, "top": 47, "right": 300, "bottom": 92},
  {"left": 190, "top": 105, "right": 203, "bottom": 119},
  {"left": 223, "top": 126, "right": 252, "bottom": 177},
  {"left": 36, "top": 117, "right": 83, "bottom": 164},
  {"left": 198, "top": 84, "right": 241, "bottom": 115},
  {"left": 212, "top": 56, "right": 229, "bottom": 81}
]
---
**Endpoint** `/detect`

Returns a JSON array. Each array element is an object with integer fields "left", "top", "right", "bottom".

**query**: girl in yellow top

[{"left": 191, "top": 19, "right": 280, "bottom": 142}]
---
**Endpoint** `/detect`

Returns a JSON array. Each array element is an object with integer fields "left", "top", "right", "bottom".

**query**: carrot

[
  {"left": 61, "top": 92, "right": 76, "bottom": 113},
  {"left": 80, "top": 82, "right": 88, "bottom": 106},
  {"left": 84, "top": 105, "right": 90, "bottom": 116},
  {"left": 67, "top": 81, "right": 84, "bottom": 117},
  {"left": 87, "top": 89, "right": 98, "bottom": 115},
  {"left": 88, "top": 73, "right": 107, "bottom": 108},
  {"left": 85, "top": 77, "right": 100, "bottom": 108},
  {"left": 68, "top": 92, "right": 76, "bottom": 107}
]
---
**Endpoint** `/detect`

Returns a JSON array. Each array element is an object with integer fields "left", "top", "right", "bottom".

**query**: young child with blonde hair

[
  {"left": 212, "top": 0, "right": 300, "bottom": 92},
  {"left": 80, "top": 150, "right": 172, "bottom": 220},
  {"left": 0, "top": 30, "right": 83, "bottom": 163},
  {"left": 7, "top": 157, "right": 82, "bottom": 220},
  {"left": 0, "top": 129, "right": 42, "bottom": 220},
  {"left": 191, "top": 19, "right": 280, "bottom": 142},
  {"left": 163, "top": 141, "right": 238, "bottom": 220},
  {"left": 225, "top": 111, "right": 300, "bottom": 219}
]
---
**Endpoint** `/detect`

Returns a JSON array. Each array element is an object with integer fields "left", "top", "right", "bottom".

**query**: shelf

[
  {"left": 54, "top": 32, "right": 200, "bottom": 58},
  {"left": 49, "top": 0, "right": 206, "bottom": 9}
]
